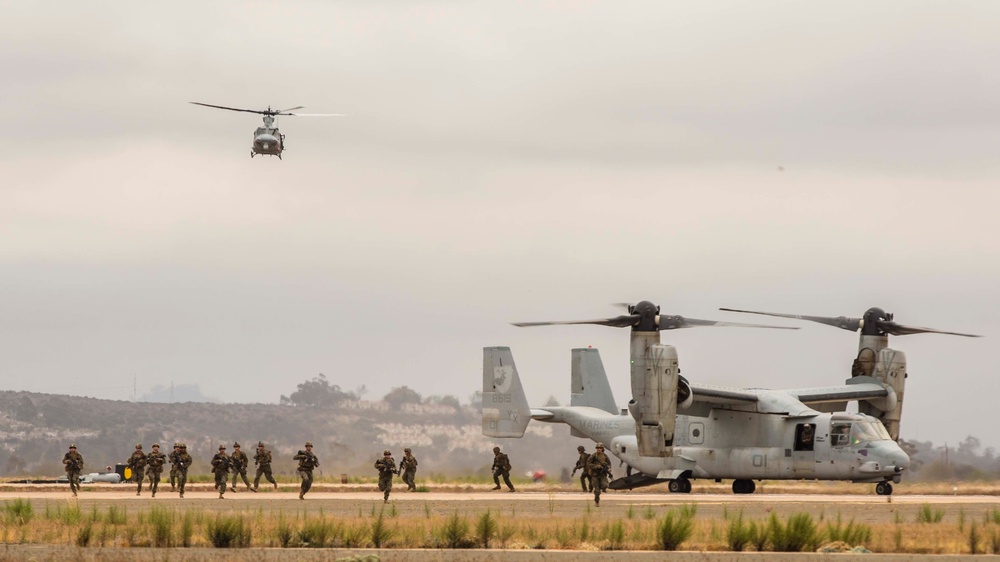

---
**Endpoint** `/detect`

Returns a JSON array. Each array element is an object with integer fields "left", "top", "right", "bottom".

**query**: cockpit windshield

[{"left": 831, "top": 420, "right": 891, "bottom": 447}]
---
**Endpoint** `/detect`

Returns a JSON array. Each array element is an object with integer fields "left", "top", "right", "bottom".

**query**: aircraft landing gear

[
  {"left": 732, "top": 479, "right": 756, "bottom": 494},
  {"left": 668, "top": 478, "right": 692, "bottom": 494},
  {"left": 875, "top": 481, "right": 893, "bottom": 496},
  {"left": 250, "top": 151, "right": 255, "bottom": 158}
]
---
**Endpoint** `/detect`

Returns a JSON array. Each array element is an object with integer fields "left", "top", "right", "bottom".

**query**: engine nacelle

[
  {"left": 629, "top": 333, "right": 679, "bottom": 457},
  {"left": 677, "top": 375, "right": 693, "bottom": 410},
  {"left": 859, "top": 348, "right": 907, "bottom": 440}
]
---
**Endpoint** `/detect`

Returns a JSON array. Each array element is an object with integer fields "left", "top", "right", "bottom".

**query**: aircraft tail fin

[
  {"left": 482, "top": 347, "right": 532, "bottom": 438},
  {"left": 570, "top": 348, "right": 618, "bottom": 415}
]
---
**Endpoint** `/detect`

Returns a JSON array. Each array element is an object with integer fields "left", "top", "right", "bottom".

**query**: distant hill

[{"left": 0, "top": 391, "right": 584, "bottom": 480}]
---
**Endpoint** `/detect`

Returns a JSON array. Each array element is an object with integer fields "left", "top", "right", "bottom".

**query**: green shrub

[
  {"left": 181, "top": 511, "right": 195, "bottom": 548},
  {"left": 824, "top": 514, "right": 872, "bottom": 546},
  {"left": 748, "top": 519, "right": 768, "bottom": 551},
  {"left": 604, "top": 520, "right": 626, "bottom": 550},
  {"left": 916, "top": 503, "right": 945, "bottom": 524},
  {"left": 59, "top": 503, "right": 82, "bottom": 525},
  {"left": 149, "top": 507, "right": 173, "bottom": 548},
  {"left": 206, "top": 514, "right": 251, "bottom": 548},
  {"left": 276, "top": 514, "right": 293, "bottom": 548},
  {"left": 5, "top": 499, "right": 34, "bottom": 526},
  {"left": 969, "top": 522, "right": 980, "bottom": 554},
  {"left": 342, "top": 522, "right": 368, "bottom": 547},
  {"left": 370, "top": 509, "right": 392, "bottom": 548},
  {"left": 726, "top": 513, "right": 750, "bottom": 551},
  {"left": 298, "top": 517, "right": 335, "bottom": 547},
  {"left": 76, "top": 522, "right": 93, "bottom": 547},
  {"left": 439, "top": 511, "right": 471, "bottom": 548},
  {"left": 474, "top": 510, "right": 497, "bottom": 548},
  {"left": 768, "top": 512, "right": 819, "bottom": 552},
  {"left": 105, "top": 505, "right": 127, "bottom": 525},
  {"left": 657, "top": 509, "right": 695, "bottom": 551}
]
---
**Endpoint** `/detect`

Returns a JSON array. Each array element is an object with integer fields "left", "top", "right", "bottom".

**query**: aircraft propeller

[
  {"left": 718, "top": 307, "right": 982, "bottom": 338},
  {"left": 513, "top": 300, "right": 799, "bottom": 332},
  {"left": 189, "top": 102, "right": 345, "bottom": 117}
]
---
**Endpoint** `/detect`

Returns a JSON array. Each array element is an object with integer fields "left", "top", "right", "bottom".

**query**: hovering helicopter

[
  {"left": 482, "top": 301, "right": 976, "bottom": 495},
  {"left": 189, "top": 102, "right": 344, "bottom": 159}
]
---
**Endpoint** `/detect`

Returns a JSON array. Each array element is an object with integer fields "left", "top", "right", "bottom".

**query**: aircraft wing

[
  {"left": 786, "top": 382, "right": 889, "bottom": 405},
  {"left": 689, "top": 383, "right": 759, "bottom": 405}
]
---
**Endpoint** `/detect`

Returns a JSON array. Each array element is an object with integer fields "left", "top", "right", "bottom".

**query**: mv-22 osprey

[{"left": 482, "top": 301, "right": 979, "bottom": 495}]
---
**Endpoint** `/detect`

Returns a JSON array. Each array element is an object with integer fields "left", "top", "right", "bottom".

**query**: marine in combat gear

[
  {"left": 175, "top": 444, "right": 193, "bottom": 498},
  {"left": 144, "top": 443, "right": 167, "bottom": 497},
  {"left": 571, "top": 445, "right": 592, "bottom": 492},
  {"left": 253, "top": 441, "right": 278, "bottom": 490},
  {"left": 374, "top": 450, "right": 398, "bottom": 502},
  {"left": 293, "top": 442, "right": 319, "bottom": 499},
  {"left": 586, "top": 442, "right": 612, "bottom": 506},
  {"left": 62, "top": 444, "right": 84, "bottom": 497},
  {"left": 399, "top": 447, "right": 418, "bottom": 492},
  {"left": 491, "top": 446, "right": 514, "bottom": 492},
  {"left": 211, "top": 445, "right": 231, "bottom": 499},
  {"left": 229, "top": 442, "right": 254, "bottom": 492},
  {"left": 126, "top": 444, "right": 147, "bottom": 496},
  {"left": 168, "top": 443, "right": 182, "bottom": 491}
]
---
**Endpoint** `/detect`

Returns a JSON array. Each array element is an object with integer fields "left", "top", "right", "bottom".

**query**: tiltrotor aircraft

[
  {"left": 189, "top": 102, "right": 344, "bottom": 159},
  {"left": 482, "top": 301, "right": 977, "bottom": 495}
]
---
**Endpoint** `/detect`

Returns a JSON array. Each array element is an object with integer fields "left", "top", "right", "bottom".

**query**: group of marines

[
  {"left": 64, "top": 442, "right": 611, "bottom": 505},
  {"left": 62, "top": 442, "right": 421, "bottom": 502}
]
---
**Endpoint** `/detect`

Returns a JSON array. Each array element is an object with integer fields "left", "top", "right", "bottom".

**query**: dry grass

[{"left": 3, "top": 497, "right": 1000, "bottom": 554}]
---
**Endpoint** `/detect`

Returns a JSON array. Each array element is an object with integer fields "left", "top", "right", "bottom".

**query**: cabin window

[
  {"left": 794, "top": 423, "right": 815, "bottom": 451},
  {"left": 830, "top": 421, "right": 852, "bottom": 447}
]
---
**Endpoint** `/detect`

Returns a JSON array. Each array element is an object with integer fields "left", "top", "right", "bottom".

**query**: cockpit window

[
  {"left": 830, "top": 421, "right": 852, "bottom": 447},
  {"left": 851, "top": 421, "right": 890, "bottom": 444}
]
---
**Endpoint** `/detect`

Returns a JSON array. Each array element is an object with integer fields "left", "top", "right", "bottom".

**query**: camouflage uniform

[
  {"left": 62, "top": 445, "right": 84, "bottom": 497},
  {"left": 253, "top": 442, "right": 277, "bottom": 490},
  {"left": 127, "top": 444, "right": 147, "bottom": 496},
  {"left": 293, "top": 442, "right": 319, "bottom": 500},
  {"left": 491, "top": 446, "right": 515, "bottom": 492},
  {"left": 145, "top": 443, "right": 167, "bottom": 497},
  {"left": 176, "top": 444, "right": 193, "bottom": 498},
  {"left": 211, "top": 445, "right": 231, "bottom": 499},
  {"left": 374, "top": 450, "right": 397, "bottom": 502},
  {"left": 229, "top": 443, "right": 253, "bottom": 492},
  {"left": 168, "top": 443, "right": 181, "bottom": 491},
  {"left": 572, "top": 446, "right": 592, "bottom": 492},
  {"left": 586, "top": 442, "right": 612, "bottom": 506},
  {"left": 400, "top": 448, "right": 418, "bottom": 492}
]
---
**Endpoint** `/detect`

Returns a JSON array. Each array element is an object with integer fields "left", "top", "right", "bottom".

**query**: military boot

[{"left": 219, "top": 492, "right": 224, "bottom": 499}]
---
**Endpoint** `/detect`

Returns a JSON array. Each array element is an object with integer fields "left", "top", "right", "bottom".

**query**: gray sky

[{"left": 2, "top": 1, "right": 998, "bottom": 448}]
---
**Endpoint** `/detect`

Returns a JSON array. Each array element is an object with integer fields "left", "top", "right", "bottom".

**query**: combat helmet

[
  {"left": 493, "top": 446, "right": 501, "bottom": 453},
  {"left": 305, "top": 441, "right": 313, "bottom": 447},
  {"left": 404, "top": 447, "right": 411, "bottom": 453},
  {"left": 219, "top": 445, "right": 226, "bottom": 450},
  {"left": 383, "top": 450, "right": 391, "bottom": 456},
  {"left": 577, "top": 445, "right": 585, "bottom": 452},
  {"left": 135, "top": 443, "right": 143, "bottom": 449}
]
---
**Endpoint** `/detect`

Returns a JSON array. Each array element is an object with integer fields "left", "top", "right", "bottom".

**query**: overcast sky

[{"left": 2, "top": 1, "right": 998, "bottom": 449}]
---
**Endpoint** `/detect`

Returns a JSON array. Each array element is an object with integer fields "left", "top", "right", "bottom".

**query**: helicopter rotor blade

[
  {"left": 720, "top": 308, "right": 861, "bottom": 332},
  {"left": 273, "top": 106, "right": 305, "bottom": 113},
  {"left": 189, "top": 102, "right": 266, "bottom": 115},
  {"left": 512, "top": 315, "right": 641, "bottom": 328},
  {"left": 281, "top": 112, "right": 348, "bottom": 117},
  {"left": 876, "top": 320, "right": 981, "bottom": 338},
  {"left": 660, "top": 315, "right": 799, "bottom": 330}
]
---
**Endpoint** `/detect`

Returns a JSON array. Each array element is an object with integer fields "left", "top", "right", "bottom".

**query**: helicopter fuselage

[
  {"left": 252, "top": 127, "right": 284, "bottom": 157},
  {"left": 536, "top": 406, "right": 908, "bottom": 486}
]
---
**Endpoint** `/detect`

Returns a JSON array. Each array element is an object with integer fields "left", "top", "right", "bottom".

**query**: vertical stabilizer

[
  {"left": 571, "top": 348, "right": 618, "bottom": 414},
  {"left": 482, "top": 347, "right": 532, "bottom": 438}
]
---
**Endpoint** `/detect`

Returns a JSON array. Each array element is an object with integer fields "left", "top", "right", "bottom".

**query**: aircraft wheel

[
  {"left": 668, "top": 479, "right": 683, "bottom": 493},
  {"left": 732, "top": 479, "right": 756, "bottom": 494},
  {"left": 680, "top": 479, "right": 692, "bottom": 493},
  {"left": 875, "top": 482, "right": 893, "bottom": 496}
]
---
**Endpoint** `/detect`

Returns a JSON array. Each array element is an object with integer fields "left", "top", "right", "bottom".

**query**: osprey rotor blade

[
  {"left": 189, "top": 102, "right": 266, "bottom": 115},
  {"left": 282, "top": 112, "right": 348, "bottom": 117},
  {"left": 660, "top": 315, "right": 799, "bottom": 330},
  {"left": 720, "top": 308, "right": 861, "bottom": 332},
  {"left": 876, "top": 320, "right": 982, "bottom": 338},
  {"left": 512, "top": 315, "right": 640, "bottom": 328}
]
